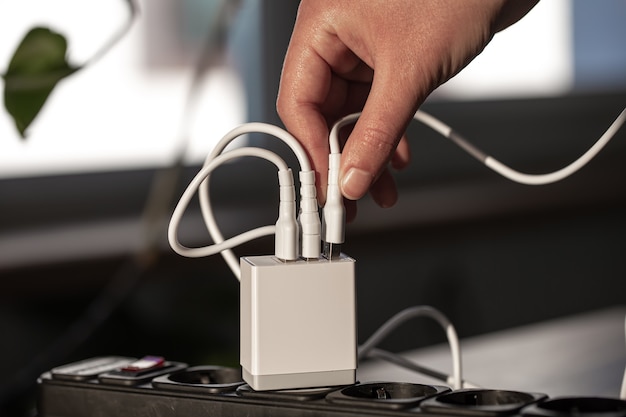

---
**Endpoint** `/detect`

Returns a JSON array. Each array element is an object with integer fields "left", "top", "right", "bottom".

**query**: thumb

[{"left": 339, "top": 67, "right": 425, "bottom": 200}]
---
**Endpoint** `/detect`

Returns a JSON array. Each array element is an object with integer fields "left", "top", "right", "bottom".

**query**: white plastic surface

[{"left": 240, "top": 255, "right": 357, "bottom": 390}]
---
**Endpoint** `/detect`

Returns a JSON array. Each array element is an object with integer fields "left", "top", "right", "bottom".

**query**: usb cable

[
  {"left": 168, "top": 147, "right": 295, "bottom": 260},
  {"left": 169, "top": 104, "right": 625, "bottom": 394},
  {"left": 413, "top": 108, "right": 626, "bottom": 185},
  {"left": 331, "top": 107, "right": 626, "bottom": 186},
  {"left": 171, "top": 105, "right": 625, "bottom": 277},
  {"left": 169, "top": 122, "right": 321, "bottom": 279}
]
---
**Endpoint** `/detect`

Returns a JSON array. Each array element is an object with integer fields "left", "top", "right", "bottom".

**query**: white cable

[
  {"left": 198, "top": 123, "right": 314, "bottom": 276},
  {"left": 331, "top": 107, "right": 626, "bottom": 186},
  {"left": 358, "top": 305, "right": 463, "bottom": 390},
  {"left": 206, "top": 122, "right": 312, "bottom": 171},
  {"left": 168, "top": 147, "right": 291, "bottom": 275},
  {"left": 329, "top": 113, "right": 360, "bottom": 154},
  {"left": 299, "top": 170, "right": 322, "bottom": 259},
  {"left": 367, "top": 347, "right": 480, "bottom": 389},
  {"left": 331, "top": 107, "right": 625, "bottom": 391},
  {"left": 322, "top": 152, "right": 345, "bottom": 255},
  {"left": 415, "top": 107, "right": 626, "bottom": 185},
  {"left": 323, "top": 114, "right": 359, "bottom": 256},
  {"left": 275, "top": 169, "right": 299, "bottom": 261},
  {"left": 171, "top": 107, "right": 625, "bottom": 386}
]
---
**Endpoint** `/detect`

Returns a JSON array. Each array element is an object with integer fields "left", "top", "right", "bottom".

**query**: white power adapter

[{"left": 240, "top": 254, "right": 357, "bottom": 391}]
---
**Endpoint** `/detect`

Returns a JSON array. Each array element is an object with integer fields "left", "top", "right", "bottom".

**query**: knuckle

[{"left": 358, "top": 123, "right": 399, "bottom": 157}]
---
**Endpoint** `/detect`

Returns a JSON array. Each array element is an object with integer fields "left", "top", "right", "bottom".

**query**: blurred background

[{"left": 1, "top": 0, "right": 625, "bottom": 415}]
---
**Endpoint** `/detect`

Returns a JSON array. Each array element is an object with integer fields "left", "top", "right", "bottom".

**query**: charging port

[
  {"left": 421, "top": 388, "right": 547, "bottom": 415},
  {"left": 152, "top": 366, "right": 244, "bottom": 394},
  {"left": 326, "top": 382, "right": 449, "bottom": 410}
]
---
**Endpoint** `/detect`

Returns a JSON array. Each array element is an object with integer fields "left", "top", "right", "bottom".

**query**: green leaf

[{"left": 2, "top": 27, "right": 79, "bottom": 138}]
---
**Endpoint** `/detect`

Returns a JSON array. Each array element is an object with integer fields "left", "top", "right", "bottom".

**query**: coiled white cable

[
  {"left": 196, "top": 123, "right": 318, "bottom": 277},
  {"left": 358, "top": 305, "right": 464, "bottom": 390},
  {"left": 168, "top": 147, "right": 294, "bottom": 269}
]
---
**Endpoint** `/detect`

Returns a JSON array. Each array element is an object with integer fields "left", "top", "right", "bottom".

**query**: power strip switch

[{"left": 240, "top": 255, "right": 357, "bottom": 391}]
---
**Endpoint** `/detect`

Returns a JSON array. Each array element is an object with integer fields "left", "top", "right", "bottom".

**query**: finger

[
  {"left": 369, "top": 167, "right": 398, "bottom": 209},
  {"left": 277, "top": 46, "right": 333, "bottom": 203},
  {"left": 277, "top": 12, "right": 372, "bottom": 205},
  {"left": 320, "top": 77, "right": 371, "bottom": 126},
  {"left": 391, "top": 135, "right": 411, "bottom": 171},
  {"left": 340, "top": 62, "right": 426, "bottom": 200}
]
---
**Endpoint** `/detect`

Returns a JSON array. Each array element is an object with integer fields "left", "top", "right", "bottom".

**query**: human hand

[{"left": 277, "top": 0, "right": 538, "bottom": 221}]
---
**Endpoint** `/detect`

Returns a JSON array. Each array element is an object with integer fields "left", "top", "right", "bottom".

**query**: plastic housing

[{"left": 240, "top": 254, "right": 357, "bottom": 391}]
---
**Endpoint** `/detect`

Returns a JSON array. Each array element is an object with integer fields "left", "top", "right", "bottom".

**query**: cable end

[
  {"left": 322, "top": 153, "right": 345, "bottom": 255},
  {"left": 323, "top": 241, "right": 342, "bottom": 260},
  {"left": 275, "top": 169, "right": 299, "bottom": 261}
]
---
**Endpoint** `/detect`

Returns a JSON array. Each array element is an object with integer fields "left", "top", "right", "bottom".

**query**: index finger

[{"left": 339, "top": 62, "right": 424, "bottom": 200}]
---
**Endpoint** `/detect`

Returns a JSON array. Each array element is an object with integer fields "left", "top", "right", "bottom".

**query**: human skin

[{"left": 277, "top": 0, "right": 539, "bottom": 221}]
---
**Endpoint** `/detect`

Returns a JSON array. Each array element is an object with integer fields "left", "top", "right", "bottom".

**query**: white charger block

[{"left": 240, "top": 255, "right": 357, "bottom": 391}]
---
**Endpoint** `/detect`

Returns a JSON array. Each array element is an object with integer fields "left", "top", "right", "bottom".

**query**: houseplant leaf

[{"left": 2, "top": 27, "right": 78, "bottom": 138}]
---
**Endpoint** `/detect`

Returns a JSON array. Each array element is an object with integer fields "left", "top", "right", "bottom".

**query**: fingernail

[{"left": 341, "top": 168, "right": 372, "bottom": 200}]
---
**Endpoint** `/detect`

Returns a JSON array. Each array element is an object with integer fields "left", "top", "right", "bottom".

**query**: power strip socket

[
  {"left": 240, "top": 254, "right": 357, "bottom": 391},
  {"left": 41, "top": 356, "right": 626, "bottom": 417}
]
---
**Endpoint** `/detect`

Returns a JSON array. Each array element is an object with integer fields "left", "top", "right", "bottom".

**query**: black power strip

[{"left": 37, "top": 356, "right": 626, "bottom": 417}]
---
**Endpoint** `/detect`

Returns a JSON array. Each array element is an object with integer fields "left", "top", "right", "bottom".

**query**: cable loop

[{"left": 358, "top": 305, "right": 463, "bottom": 390}]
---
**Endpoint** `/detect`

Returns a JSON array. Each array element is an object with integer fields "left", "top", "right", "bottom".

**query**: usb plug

[{"left": 322, "top": 153, "right": 345, "bottom": 259}]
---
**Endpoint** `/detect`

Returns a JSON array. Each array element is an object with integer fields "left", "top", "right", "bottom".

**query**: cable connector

[
  {"left": 322, "top": 153, "right": 345, "bottom": 259},
  {"left": 298, "top": 170, "right": 321, "bottom": 259},
  {"left": 274, "top": 169, "right": 298, "bottom": 261}
]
